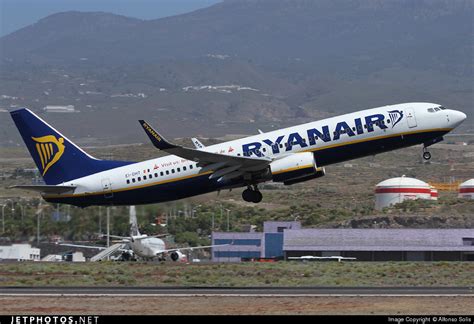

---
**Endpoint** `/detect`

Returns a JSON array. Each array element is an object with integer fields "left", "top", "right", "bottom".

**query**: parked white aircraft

[
  {"left": 62, "top": 206, "right": 224, "bottom": 261},
  {"left": 10, "top": 103, "right": 466, "bottom": 206}
]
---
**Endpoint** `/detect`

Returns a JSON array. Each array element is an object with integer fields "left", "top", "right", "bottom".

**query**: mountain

[
  {"left": 2, "top": 0, "right": 471, "bottom": 74},
  {"left": 0, "top": 0, "right": 472, "bottom": 145}
]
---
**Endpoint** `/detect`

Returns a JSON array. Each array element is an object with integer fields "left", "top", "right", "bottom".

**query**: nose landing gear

[{"left": 242, "top": 185, "right": 263, "bottom": 203}]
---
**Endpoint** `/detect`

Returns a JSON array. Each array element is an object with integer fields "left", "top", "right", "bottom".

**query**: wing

[
  {"left": 9, "top": 185, "right": 76, "bottom": 194},
  {"left": 139, "top": 120, "right": 271, "bottom": 181},
  {"left": 60, "top": 243, "right": 106, "bottom": 250},
  {"left": 156, "top": 244, "right": 230, "bottom": 255},
  {"left": 97, "top": 233, "right": 131, "bottom": 241}
]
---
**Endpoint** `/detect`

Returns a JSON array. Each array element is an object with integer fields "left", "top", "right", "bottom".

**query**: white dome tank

[
  {"left": 458, "top": 179, "right": 474, "bottom": 199},
  {"left": 430, "top": 186, "right": 438, "bottom": 201},
  {"left": 375, "top": 176, "right": 431, "bottom": 210}
]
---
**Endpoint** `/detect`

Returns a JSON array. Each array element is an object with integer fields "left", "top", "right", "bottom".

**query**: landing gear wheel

[
  {"left": 242, "top": 187, "right": 263, "bottom": 203},
  {"left": 251, "top": 190, "right": 263, "bottom": 203},
  {"left": 242, "top": 188, "right": 254, "bottom": 202},
  {"left": 423, "top": 151, "right": 431, "bottom": 160}
]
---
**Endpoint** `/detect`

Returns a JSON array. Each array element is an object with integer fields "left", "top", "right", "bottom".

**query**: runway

[{"left": 1, "top": 286, "right": 472, "bottom": 297}]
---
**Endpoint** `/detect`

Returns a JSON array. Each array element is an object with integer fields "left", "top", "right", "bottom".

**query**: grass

[{"left": 0, "top": 261, "right": 473, "bottom": 287}]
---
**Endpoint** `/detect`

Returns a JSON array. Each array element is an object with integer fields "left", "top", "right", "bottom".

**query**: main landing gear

[
  {"left": 242, "top": 185, "right": 263, "bottom": 203},
  {"left": 422, "top": 146, "right": 431, "bottom": 161}
]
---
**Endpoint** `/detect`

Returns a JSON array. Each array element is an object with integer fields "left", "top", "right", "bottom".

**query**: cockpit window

[
  {"left": 439, "top": 106, "right": 446, "bottom": 110},
  {"left": 434, "top": 107, "right": 440, "bottom": 111},
  {"left": 427, "top": 108, "right": 435, "bottom": 113}
]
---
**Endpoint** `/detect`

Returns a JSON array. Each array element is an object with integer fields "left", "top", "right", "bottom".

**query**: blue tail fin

[{"left": 10, "top": 108, "right": 133, "bottom": 185}]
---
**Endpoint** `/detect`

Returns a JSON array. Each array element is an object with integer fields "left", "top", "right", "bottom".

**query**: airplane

[
  {"left": 61, "top": 206, "right": 224, "bottom": 261},
  {"left": 9, "top": 103, "right": 466, "bottom": 206},
  {"left": 288, "top": 255, "right": 357, "bottom": 262}
]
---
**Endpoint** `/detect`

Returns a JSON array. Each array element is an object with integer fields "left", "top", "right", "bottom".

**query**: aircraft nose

[{"left": 450, "top": 110, "right": 467, "bottom": 128}]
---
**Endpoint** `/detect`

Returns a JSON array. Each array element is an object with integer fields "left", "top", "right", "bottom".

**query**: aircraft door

[
  {"left": 406, "top": 108, "right": 417, "bottom": 128},
  {"left": 101, "top": 178, "right": 113, "bottom": 199}
]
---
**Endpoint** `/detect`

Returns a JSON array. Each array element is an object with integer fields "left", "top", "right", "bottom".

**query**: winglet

[
  {"left": 139, "top": 120, "right": 177, "bottom": 150},
  {"left": 191, "top": 137, "right": 205, "bottom": 149}
]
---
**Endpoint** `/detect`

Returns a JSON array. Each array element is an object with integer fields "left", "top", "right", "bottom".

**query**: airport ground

[
  {"left": 0, "top": 261, "right": 473, "bottom": 287},
  {"left": 0, "top": 262, "right": 473, "bottom": 315},
  {"left": 1, "top": 295, "right": 473, "bottom": 315}
]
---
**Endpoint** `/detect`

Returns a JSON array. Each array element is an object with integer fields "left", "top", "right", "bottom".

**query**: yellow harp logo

[{"left": 32, "top": 135, "right": 65, "bottom": 175}]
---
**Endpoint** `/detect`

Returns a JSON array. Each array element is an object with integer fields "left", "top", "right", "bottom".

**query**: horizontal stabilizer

[{"left": 9, "top": 185, "right": 76, "bottom": 194}]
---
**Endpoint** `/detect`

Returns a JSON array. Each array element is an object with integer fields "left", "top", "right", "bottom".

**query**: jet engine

[
  {"left": 169, "top": 251, "right": 187, "bottom": 262},
  {"left": 270, "top": 152, "right": 325, "bottom": 185}
]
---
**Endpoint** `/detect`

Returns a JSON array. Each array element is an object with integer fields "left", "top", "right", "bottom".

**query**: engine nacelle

[
  {"left": 270, "top": 152, "right": 325, "bottom": 184},
  {"left": 169, "top": 251, "right": 187, "bottom": 262}
]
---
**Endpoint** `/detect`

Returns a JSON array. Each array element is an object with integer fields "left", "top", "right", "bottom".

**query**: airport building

[
  {"left": 0, "top": 244, "right": 40, "bottom": 261},
  {"left": 283, "top": 229, "right": 474, "bottom": 261},
  {"left": 458, "top": 179, "right": 474, "bottom": 200},
  {"left": 211, "top": 221, "right": 301, "bottom": 262},
  {"left": 212, "top": 223, "right": 474, "bottom": 262}
]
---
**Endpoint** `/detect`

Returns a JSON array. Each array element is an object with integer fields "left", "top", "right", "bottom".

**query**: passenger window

[
  {"left": 154, "top": 173, "right": 158, "bottom": 177},
  {"left": 262, "top": 148, "right": 266, "bottom": 153},
  {"left": 387, "top": 119, "right": 391, "bottom": 124},
  {"left": 171, "top": 169, "right": 175, "bottom": 174},
  {"left": 138, "top": 177, "right": 141, "bottom": 181},
  {"left": 166, "top": 170, "right": 169, "bottom": 175},
  {"left": 126, "top": 179, "right": 130, "bottom": 184},
  {"left": 183, "top": 166, "right": 187, "bottom": 171},
  {"left": 160, "top": 171, "right": 164, "bottom": 176},
  {"left": 190, "top": 165, "right": 193, "bottom": 169},
  {"left": 279, "top": 144, "right": 283, "bottom": 148},
  {"left": 177, "top": 168, "right": 180, "bottom": 172},
  {"left": 132, "top": 178, "right": 136, "bottom": 183}
]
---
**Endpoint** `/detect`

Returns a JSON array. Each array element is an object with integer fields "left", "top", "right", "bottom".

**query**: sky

[{"left": 0, "top": 0, "right": 221, "bottom": 36}]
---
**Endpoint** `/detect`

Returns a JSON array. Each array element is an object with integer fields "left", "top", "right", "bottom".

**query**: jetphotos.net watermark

[{"left": 9, "top": 316, "right": 99, "bottom": 324}]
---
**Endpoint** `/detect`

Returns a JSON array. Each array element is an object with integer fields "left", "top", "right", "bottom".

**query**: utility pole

[
  {"left": 37, "top": 209, "right": 41, "bottom": 246},
  {"left": 220, "top": 205, "right": 223, "bottom": 230},
  {"left": 98, "top": 206, "right": 102, "bottom": 234},
  {"left": 106, "top": 207, "right": 110, "bottom": 248},
  {"left": 1, "top": 205, "right": 5, "bottom": 234},
  {"left": 226, "top": 209, "right": 231, "bottom": 232},
  {"left": 212, "top": 212, "right": 215, "bottom": 230},
  {"left": 36, "top": 203, "right": 49, "bottom": 247}
]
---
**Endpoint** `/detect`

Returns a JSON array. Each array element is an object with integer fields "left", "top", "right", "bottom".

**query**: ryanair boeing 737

[{"left": 10, "top": 103, "right": 466, "bottom": 206}]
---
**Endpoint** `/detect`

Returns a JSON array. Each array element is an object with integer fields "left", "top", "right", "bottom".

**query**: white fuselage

[{"left": 43, "top": 102, "right": 466, "bottom": 206}]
